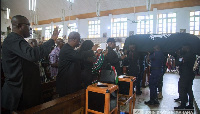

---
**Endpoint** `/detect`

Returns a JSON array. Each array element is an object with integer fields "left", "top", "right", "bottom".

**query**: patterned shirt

[{"left": 49, "top": 46, "right": 60, "bottom": 77}]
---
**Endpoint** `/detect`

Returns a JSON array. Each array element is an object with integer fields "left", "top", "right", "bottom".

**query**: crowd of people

[{"left": 1, "top": 15, "right": 198, "bottom": 113}]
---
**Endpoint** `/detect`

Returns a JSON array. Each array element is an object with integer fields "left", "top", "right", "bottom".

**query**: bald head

[
  {"left": 68, "top": 32, "right": 80, "bottom": 40},
  {"left": 68, "top": 32, "right": 81, "bottom": 48},
  {"left": 11, "top": 15, "right": 31, "bottom": 38},
  {"left": 11, "top": 15, "right": 29, "bottom": 27}
]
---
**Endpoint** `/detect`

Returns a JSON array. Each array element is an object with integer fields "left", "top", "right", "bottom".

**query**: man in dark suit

[
  {"left": 1, "top": 15, "right": 59, "bottom": 111},
  {"left": 56, "top": 32, "right": 98, "bottom": 97},
  {"left": 174, "top": 44, "right": 196, "bottom": 110},
  {"left": 145, "top": 45, "right": 164, "bottom": 105},
  {"left": 104, "top": 38, "right": 126, "bottom": 75}
]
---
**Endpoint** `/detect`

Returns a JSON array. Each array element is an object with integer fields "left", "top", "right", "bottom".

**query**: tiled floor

[{"left": 120, "top": 73, "right": 199, "bottom": 114}]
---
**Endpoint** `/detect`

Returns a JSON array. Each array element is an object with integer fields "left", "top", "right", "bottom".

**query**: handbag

[{"left": 100, "top": 68, "right": 116, "bottom": 84}]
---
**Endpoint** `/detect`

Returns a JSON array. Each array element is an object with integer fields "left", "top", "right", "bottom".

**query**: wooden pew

[
  {"left": 41, "top": 80, "right": 57, "bottom": 103},
  {"left": 13, "top": 89, "right": 86, "bottom": 114}
]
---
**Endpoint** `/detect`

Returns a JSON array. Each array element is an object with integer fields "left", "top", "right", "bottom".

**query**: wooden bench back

[{"left": 14, "top": 89, "right": 86, "bottom": 114}]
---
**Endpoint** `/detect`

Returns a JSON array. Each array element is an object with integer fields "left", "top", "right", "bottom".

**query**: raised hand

[
  {"left": 92, "top": 44, "right": 99, "bottom": 51},
  {"left": 51, "top": 26, "right": 61, "bottom": 41},
  {"left": 103, "top": 49, "right": 108, "bottom": 56}
]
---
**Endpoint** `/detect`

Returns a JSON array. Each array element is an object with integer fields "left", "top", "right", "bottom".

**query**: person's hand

[
  {"left": 51, "top": 26, "right": 60, "bottom": 41},
  {"left": 103, "top": 49, "right": 108, "bottom": 56},
  {"left": 121, "top": 55, "right": 126, "bottom": 59},
  {"left": 92, "top": 44, "right": 99, "bottom": 51}
]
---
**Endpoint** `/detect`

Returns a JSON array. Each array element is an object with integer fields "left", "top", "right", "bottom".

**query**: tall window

[
  {"left": 158, "top": 13, "right": 176, "bottom": 34},
  {"left": 137, "top": 15, "right": 153, "bottom": 34},
  {"left": 190, "top": 11, "right": 200, "bottom": 35},
  {"left": 112, "top": 18, "right": 127, "bottom": 37},
  {"left": 88, "top": 20, "right": 100, "bottom": 38},
  {"left": 45, "top": 26, "right": 51, "bottom": 40},
  {"left": 67, "top": 23, "right": 78, "bottom": 36}
]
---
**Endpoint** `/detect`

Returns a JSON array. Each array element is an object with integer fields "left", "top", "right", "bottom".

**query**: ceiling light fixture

[
  {"left": 146, "top": 0, "right": 151, "bottom": 11},
  {"left": 67, "top": 0, "right": 74, "bottom": 3},
  {"left": 29, "top": 0, "right": 36, "bottom": 11},
  {"left": 96, "top": 0, "right": 100, "bottom": 17},
  {"left": 6, "top": 8, "right": 10, "bottom": 19}
]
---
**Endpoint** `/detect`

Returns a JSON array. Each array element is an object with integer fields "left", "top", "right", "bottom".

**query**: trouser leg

[
  {"left": 179, "top": 79, "right": 187, "bottom": 107},
  {"left": 188, "top": 80, "right": 194, "bottom": 106}
]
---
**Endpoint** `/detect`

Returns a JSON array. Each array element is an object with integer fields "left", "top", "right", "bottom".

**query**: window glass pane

[
  {"left": 172, "top": 23, "right": 176, "bottom": 27},
  {"left": 121, "top": 18, "right": 127, "bottom": 21},
  {"left": 172, "top": 13, "right": 176, "bottom": 17},
  {"left": 195, "top": 17, "right": 199, "bottom": 22},
  {"left": 190, "top": 22, "right": 194, "bottom": 26},
  {"left": 196, "top": 22, "right": 199, "bottom": 28},
  {"left": 190, "top": 17, "right": 194, "bottom": 21},
  {"left": 159, "top": 14, "right": 162, "bottom": 18},
  {"left": 190, "top": 31, "right": 194, "bottom": 34},
  {"left": 172, "top": 29, "right": 176, "bottom": 33},
  {"left": 168, "top": 13, "right": 172, "bottom": 18},
  {"left": 163, "top": 14, "right": 166, "bottom": 18},
  {"left": 195, "top": 26, "right": 199, "bottom": 30},
  {"left": 172, "top": 19, "right": 176, "bottom": 23},
  {"left": 150, "top": 15, "right": 153, "bottom": 19},
  {"left": 195, "top": 31, "right": 199, "bottom": 35},
  {"left": 190, "top": 12, "right": 194, "bottom": 16},
  {"left": 140, "top": 16, "right": 144, "bottom": 19},
  {"left": 138, "top": 16, "right": 141, "bottom": 20},
  {"left": 150, "top": 20, "right": 153, "bottom": 24},
  {"left": 195, "top": 11, "right": 199, "bottom": 15},
  {"left": 159, "top": 19, "right": 162, "bottom": 23},
  {"left": 190, "top": 27, "right": 194, "bottom": 30}
]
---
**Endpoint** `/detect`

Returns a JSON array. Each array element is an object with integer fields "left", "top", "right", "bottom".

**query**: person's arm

[
  {"left": 9, "top": 27, "right": 60, "bottom": 62},
  {"left": 9, "top": 38, "right": 55, "bottom": 62}
]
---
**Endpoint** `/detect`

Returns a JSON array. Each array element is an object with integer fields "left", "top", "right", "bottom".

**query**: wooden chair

[
  {"left": 86, "top": 83, "right": 118, "bottom": 114},
  {"left": 118, "top": 76, "right": 136, "bottom": 114}
]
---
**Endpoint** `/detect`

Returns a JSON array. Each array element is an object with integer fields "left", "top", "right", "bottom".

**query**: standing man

[
  {"left": 174, "top": 44, "right": 196, "bottom": 110},
  {"left": 145, "top": 45, "right": 164, "bottom": 105},
  {"left": 1, "top": 15, "right": 59, "bottom": 111},
  {"left": 105, "top": 38, "right": 126, "bottom": 75},
  {"left": 56, "top": 32, "right": 98, "bottom": 97},
  {"left": 127, "top": 44, "right": 141, "bottom": 95},
  {"left": 49, "top": 38, "right": 64, "bottom": 79}
]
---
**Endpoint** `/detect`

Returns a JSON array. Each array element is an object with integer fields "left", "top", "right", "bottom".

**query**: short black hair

[{"left": 11, "top": 15, "right": 28, "bottom": 24}]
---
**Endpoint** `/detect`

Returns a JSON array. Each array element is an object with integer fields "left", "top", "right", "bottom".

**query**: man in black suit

[
  {"left": 56, "top": 32, "right": 98, "bottom": 97},
  {"left": 1, "top": 15, "right": 59, "bottom": 111},
  {"left": 104, "top": 38, "right": 126, "bottom": 75},
  {"left": 174, "top": 44, "right": 196, "bottom": 110}
]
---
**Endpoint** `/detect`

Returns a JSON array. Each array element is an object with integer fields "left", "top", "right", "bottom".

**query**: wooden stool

[
  {"left": 118, "top": 76, "right": 136, "bottom": 114},
  {"left": 86, "top": 83, "right": 118, "bottom": 114}
]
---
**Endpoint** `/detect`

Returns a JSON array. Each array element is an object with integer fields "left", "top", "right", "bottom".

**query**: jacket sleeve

[{"left": 9, "top": 38, "right": 55, "bottom": 62}]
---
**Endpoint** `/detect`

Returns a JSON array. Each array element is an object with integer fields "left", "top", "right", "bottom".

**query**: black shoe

[
  {"left": 174, "top": 106, "right": 185, "bottom": 110},
  {"left": 144, "top": 100, "right": 154, "bottom": 105},
  {"left": 174, "top": 98, "right": 181, "bottom": 102},
  {"left": 185, "top": 105, "right": 194, "bottom": 110},
  {"left": 154, "top": 99, "right": 160, "bottom": 105}
]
